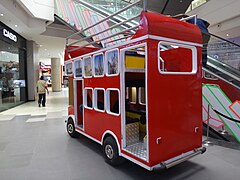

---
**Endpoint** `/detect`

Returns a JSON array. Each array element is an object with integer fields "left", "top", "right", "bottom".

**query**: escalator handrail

[
  {"left": 207, "top": 56, "right": 240, "bottom": 77},
  {"left": 204, "top": 31, "right": 240, "bottom": 48},
  {"left": 202, "top": 67, "right": 240, "bottom": 90}
]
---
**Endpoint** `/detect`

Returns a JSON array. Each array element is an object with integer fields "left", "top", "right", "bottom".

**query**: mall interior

[{"left": 0, "top": 0, "right": 240, "bottom": 179}]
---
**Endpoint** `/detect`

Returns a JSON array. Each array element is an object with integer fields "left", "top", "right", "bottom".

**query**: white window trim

[
  {"left": 158, "top": 41, "right": 197, "bottom": 75},
  {"left": 64, "top": 61, "right": 73, "bottom": 76},
  {"left": 138, "top": 87, "right": 146, "bottom": 105},
  {"left": 94, "top": 88, "right": 105, "bottom": 112},
  {"left": 74, "top": 58, "right": 82, "bottom": 78},
  {"left": 106, "top": 88, "right": 120, "bottom": 116},
  {"left": 83, "top": 87, "right": 93, "bottom": 110},
  {"left": 83, "top": 56, "right": 93, "bottom": 78},
  {"left": 93, "top": 53, "right": 104, "bottom": 78},
  {"left": 129, "top": 87, "right": 137, "bottom": 104},
  {"left": 105, "top": 48, "right": 120, "bottom": 77}
]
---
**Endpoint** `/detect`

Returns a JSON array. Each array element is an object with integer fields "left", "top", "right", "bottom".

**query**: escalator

[
  {"left": 55, "top": 0, "right": 194, "bottom": 48},
  {"left": 204, "top": 32, "right": 240, "bottom": 90},
  {"left": 202, "top": 33, "right": 240, "bottom": 144},
  {"left": 203, "top": 32, "right": 240, "bottom": 103},
  {"left": 202, "top": 84, "right": 240, "bottom": 144}
]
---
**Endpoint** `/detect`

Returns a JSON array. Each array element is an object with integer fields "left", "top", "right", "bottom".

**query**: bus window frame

[
  {"left": 74, "top": 57, "right": 82, "bottom": 78},
  {"left": 138, "top": 87, "right": 146, "bottom": 105},
  {"left": 93, "top": 53, "right": 104, "bottom": 78},
  {"left": 83, "top": 56, "right": 93, "bottom": 78},
  {"left": 83, "top": 87, "right": 93, "bottom": 110},
  {"left": 129, "top": 87, "right": 137, "bottom": 104},
  {"left": 106, "top": 88, "right": 120, "bottom": 116},
  {"left": 93, "top": 88, "right": 105, "bottom": 112},
  {"left": 158, "top": 41, "right": 198, "bottom": 75},
  {"left": 64, "top": 60, "right": 73, "bottom": 76},
  {"left": 105, "top": 48, "right": 119, "bottom": 77}
]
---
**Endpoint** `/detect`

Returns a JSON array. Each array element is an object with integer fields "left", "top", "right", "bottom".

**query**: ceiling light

[
  {"left": 44, "top": 49, "right": 47, "bottom": 51},
  {"left": 0, "top": 14, "right": 3, "bottom": 16},
  {"left": 15, "top": 24, "right": 18, "bottom": 27},
  {"left": 226, "top": 34, "right": 229, "bottom": 37}
]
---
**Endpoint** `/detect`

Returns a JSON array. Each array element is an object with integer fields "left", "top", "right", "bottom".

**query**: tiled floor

[{"left": 0, "top": 88, "right": 240, "bottom": 180}]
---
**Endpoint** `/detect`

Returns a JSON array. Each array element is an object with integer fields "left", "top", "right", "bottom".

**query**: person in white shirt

[{"left": 36, "top": 76, "right": 49, "bottom": 107}]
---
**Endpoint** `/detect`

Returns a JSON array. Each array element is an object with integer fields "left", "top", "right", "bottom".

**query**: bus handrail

[{"left": 159, "top": 56, "right": 165, "bottom": 71}]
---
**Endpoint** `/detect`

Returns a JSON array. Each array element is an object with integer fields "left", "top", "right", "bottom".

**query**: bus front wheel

[{"left": 103, "top": 136, "right": 124, "bottom": 166}]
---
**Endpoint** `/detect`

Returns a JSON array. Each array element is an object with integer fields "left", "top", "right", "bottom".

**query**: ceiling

[{"left": 146, "top": 0, "right": 193, "bottom": 15}]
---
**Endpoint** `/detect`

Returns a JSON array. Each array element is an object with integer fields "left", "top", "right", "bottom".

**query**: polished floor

[{"left": 0, "top": 88, "right": 240, "bottom": 180}]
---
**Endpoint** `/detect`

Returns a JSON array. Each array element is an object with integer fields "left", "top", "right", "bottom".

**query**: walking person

[{"left": 36, "top": 76, "right": 49, "bottom": 107}]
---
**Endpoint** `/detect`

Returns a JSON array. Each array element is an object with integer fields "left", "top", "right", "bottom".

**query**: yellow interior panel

[{"left": 125, "top": 55, "right": 144, "bottom": 69}]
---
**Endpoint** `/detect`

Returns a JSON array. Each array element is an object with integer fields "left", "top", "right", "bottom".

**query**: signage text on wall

[{"left": 3, "top": 29, "right": 17, "bottom": 42}]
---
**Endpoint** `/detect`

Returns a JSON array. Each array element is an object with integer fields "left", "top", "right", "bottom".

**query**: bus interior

[{"left": 123, "top": 45, "right": 148, "bottom": 161}]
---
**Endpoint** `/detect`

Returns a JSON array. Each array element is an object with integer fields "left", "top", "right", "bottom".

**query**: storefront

[{"left": 0, "top": 22, "right": 27, "bottom": 112}]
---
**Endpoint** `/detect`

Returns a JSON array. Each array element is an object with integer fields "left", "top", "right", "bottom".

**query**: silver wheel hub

[
  {"left": 105, "top": 145, "right": 114, "bottom": 159},
  {"left": 67, "top": 124, "right": 74, "bottom": 134}
]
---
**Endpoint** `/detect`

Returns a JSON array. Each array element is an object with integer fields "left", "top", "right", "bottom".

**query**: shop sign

[{"left": 3, "top": 29, "right": 17, "bottom": 42}]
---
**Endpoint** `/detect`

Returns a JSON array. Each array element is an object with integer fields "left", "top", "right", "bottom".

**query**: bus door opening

[
  {"left": 123, "top": 45, "right": 147, "bottom": 161},
  {"left": 74, "top": 79, "right": 83, "bottom": 128}
]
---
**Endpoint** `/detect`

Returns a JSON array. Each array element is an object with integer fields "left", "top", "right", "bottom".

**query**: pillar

[
  {"left": 51, "top": 58, "right": 61, "bottom": 92},
  {"left": 27, "top": 40, "right": 39, "bottom": 101}
]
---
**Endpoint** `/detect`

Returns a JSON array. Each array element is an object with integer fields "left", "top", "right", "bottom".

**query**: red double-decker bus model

[{"left": 64, "top": 10, "right": 206, "bottom": 170}]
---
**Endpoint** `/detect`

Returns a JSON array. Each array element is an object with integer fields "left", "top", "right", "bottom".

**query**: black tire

[
  {"left": 66, "top": 118, "right": 78, "bottom": 138},
  {"left": 103, "top": 136, "right": 125, "bottom": 166}
]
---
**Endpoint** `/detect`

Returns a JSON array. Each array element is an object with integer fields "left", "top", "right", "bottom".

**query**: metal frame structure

[{"left": 66, "top": 0, "right": 144, "bottom": 49}]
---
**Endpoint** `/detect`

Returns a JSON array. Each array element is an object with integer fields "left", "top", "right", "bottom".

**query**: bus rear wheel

[
  {"left": 103, "top": 136, "right": 124, "bottom": 166},
  {"left": 67, "top": 118, "right": 78, "bottom": 138}
]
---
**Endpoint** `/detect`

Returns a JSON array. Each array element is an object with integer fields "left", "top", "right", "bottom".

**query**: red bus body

[{"left": 65, "top": 11, "right": 205, "bottom": 170}]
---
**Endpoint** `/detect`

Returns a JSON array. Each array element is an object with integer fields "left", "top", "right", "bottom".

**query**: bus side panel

[
  {"left": 83, "top": 77, "right": 122, "bottom": 144},
  {"left": 84, "top": 109, "right": 121, "bottom": 143},
  {"left": 147, "top": 40, "right": 202, "bottom": 166}
]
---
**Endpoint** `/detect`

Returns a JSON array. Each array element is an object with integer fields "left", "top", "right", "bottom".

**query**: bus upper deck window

[
  {"left": 65, "top": 62, "right": 73, "bottom": 75},
  {"left": 83, "top": 56, "right": 92, "bottom": 77},
  {"left": 93, "top": 54, "right": 104, "bottom": 77},
  {"left": 158, "top": 42, "right": 197, "bottom": 74},
  {"left": 74, "top": 59, "right": 82, "bottom": 77},
  {"left": 106, "top": 49, "right": 119, "bottom": 76}
]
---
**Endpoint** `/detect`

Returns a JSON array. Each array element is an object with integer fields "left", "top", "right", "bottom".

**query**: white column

[
  {"left": 27, "top": 40, "right": 39, "bottom": 101},
  {"left": 51, "top": 58, "right": 61, "bottom": 92}
]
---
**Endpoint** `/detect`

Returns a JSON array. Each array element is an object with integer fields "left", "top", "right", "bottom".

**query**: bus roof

[
  {"left": 131, "top": 11, "right": 202, "bottom": 44},
  {"left": 64, "top": 11, "right": 202, "bottom": 61}
]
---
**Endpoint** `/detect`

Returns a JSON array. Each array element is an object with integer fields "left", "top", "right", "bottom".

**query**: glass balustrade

[
  {"left": 55, "top": 0, "right": 142, "bottom": 47},
  {"left": 207, "top": 33, "right": 240, "bottom": 72},
  {"left": 80, "top": 0, "right": 142, "bottom": 19}
]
